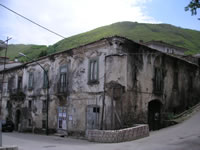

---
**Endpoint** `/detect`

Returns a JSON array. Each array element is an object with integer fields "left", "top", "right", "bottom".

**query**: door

[
  {"left": 148, "top": 100, "right": 162, "bottom": 130},
  {"left": 15, "top": 109, "right": 21, "bottom": 131},
  {"left": 58, "top": 107, "right": 67, "bottom": 130},
  {"left": 86, "top": 105, "right": 100, "bottom": 129}
]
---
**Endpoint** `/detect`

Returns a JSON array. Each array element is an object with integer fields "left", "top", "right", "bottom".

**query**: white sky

[{"left": 0, "top": 0, "right": 159, "bottom": 45}]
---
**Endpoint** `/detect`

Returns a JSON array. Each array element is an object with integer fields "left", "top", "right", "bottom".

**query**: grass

[{"left": 2, "top": 21, "right": 200, "bottom": 61}]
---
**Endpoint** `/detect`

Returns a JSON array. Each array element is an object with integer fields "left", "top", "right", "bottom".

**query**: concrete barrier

[
  {"left": 0, "top": 146, "right": 18, "bottom": 150},
  {"left": 87, "top": 124, "right": 149, "bottom": 143}
]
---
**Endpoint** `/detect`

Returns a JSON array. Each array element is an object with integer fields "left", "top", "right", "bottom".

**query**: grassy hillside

[
  {"left": 2, "top": 21, "right": 200, "bottom": 61},
  {"left": 0, "top": 44, "right": 47, "bottom": 62}
]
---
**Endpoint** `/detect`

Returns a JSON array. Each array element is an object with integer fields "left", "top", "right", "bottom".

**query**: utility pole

[{"left": 0, "top": 37, "right": 12, "bottom": 146}]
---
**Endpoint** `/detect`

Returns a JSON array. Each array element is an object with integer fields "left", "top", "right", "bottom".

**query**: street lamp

[{"left": 19, "top": 52, "right": 49, "bottom": 135}]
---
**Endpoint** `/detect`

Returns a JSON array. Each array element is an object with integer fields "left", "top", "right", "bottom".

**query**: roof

[
  {"left": 0, "top": 62, "right": 22, "bottom": 71},
  {"left": 145, "top": 40, "right": 188, "bottom": 52},
  {"left": 0, "top": 36, "right": 198, "bottom": 73}
]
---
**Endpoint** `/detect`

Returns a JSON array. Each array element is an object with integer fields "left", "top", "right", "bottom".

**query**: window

[
  {"left": 28, "top": 72, "right": 34, "bottom": 90},
  {"left": 8, "top": 77, "right": 14, "bottom": 91},
  {"left": 173, "top": 71, "right": 178, "bottom": 89},
  {"left": 42, "top": 100, "right": 47, "bottom": 112},
  {"left": 88, "top": 58, "right": 99, "bottom": 84},
  {"left": 93, "top": 107, "right": 100, "bottom": 113},
  {"left": 154, "top": 67, "right": 163, "bottom": 93},
  {"left": 43, "top": 70, "right": 48, "bottom": 88},
  {"left": 17, "top": 76, "right": 23, "bottom": 90},
  {"left": 58, "top": 66, "right": 67, "bottom": 93},
  {"left": 188, "top": 75, "right": 193, "bottom": 91},
  {"left": 0, "top": 80, "right": 3, "bottom": 92},
  {"left": 28, "top": 100, "right": 32, "bottom": 109},
  {"left": 28, "top": 119, "right": 32, "bottom": 126},
  {"left": 42, "top": 120, "right": 46, "bottom": 128}
]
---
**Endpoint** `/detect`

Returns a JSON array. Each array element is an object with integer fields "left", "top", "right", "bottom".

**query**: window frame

[
  {"left": 43, "top": 70, "right": 49, "bottom": 89},
  {"left": 88, "top": 57, "right": 99, "bottom": 84},
  {"left": 28, "top": 72, "right": 34, "bottom": 90},
  {"left": 58, "top": 65, "right": 67, "bottom": 93},
  {"left": 154, "top": 67, "right": 163, "bottom": 94}
]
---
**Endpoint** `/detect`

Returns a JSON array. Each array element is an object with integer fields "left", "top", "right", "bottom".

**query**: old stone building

[
  {"left": 145, "top": 40, "right": 187, "bottom": 56},
  {"left": 0, "top": 36, "right": 200, "bottom": 135}
]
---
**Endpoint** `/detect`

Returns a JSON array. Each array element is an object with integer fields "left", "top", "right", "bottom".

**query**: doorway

[
  {"left": 15, "top": 109, "right": 21, "bottom": 131},
  {"left": 57, "top": 107, "right": 67, "bottom": 130},
  {"left": 148, "top": 100, "right": 162, "bottom": 130},
  {"left": 86, "top": 105, "right": 100, "bottom": 129}
]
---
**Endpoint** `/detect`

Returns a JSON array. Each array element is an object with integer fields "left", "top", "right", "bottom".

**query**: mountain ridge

[{"left": 2, "top": 21, "right": 200, "bottom": 61}]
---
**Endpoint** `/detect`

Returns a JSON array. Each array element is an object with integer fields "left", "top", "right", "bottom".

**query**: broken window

[
  {"left": 43, "top": 70, "right": 48, "bottom": 89},
  {"left": 154, "top": 67, "right": 163, "bottom": 93},
  {"left": 58, "top": 65, "right": 67, "bottom": 93},
  {"left": 28, "top": 72, "right": 34, "bottom": 90},
  {"left": 88, "top": 58, "right": 99, "bottom": 84},
  {"left": 17, "top": 76, "right": 23, "bottom": 90}
]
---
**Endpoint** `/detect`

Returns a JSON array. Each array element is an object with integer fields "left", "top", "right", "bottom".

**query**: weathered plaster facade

[
  {"left": 145, "top": 41, "right": 187, "bottom": 56},
  {"left": 0, "top": 36, "right": 200, "bottom": 135}
]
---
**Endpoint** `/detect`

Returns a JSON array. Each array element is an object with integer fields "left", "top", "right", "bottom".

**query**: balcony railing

[
  {"left": 9, "top": 88, "right": 26, "bottom": 101},
  {"left": 57, "top": 82, "right": 68, "bottom": 95}
]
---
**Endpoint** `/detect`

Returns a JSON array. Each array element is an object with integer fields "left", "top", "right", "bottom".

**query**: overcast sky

[{"left": 0, "top": 0, "right": 199, "bottom": 45}]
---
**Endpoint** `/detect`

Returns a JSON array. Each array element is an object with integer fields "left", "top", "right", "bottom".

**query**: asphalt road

[{"left": 3, "top": 110, "right": 200, "bottom": 150}]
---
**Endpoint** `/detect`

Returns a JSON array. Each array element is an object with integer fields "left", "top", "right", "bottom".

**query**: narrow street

[{"left": 3, "top": 110, "right": 200, "bottom": 150}]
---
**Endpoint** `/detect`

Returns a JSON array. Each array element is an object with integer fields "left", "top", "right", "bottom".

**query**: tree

[{"left": 185, "top": 0, "right": 200, "bottom": 16}]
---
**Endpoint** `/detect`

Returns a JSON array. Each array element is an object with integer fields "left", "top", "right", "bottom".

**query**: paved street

[{"left": 3, "top": 110, "right": 200, "bottom": 150}]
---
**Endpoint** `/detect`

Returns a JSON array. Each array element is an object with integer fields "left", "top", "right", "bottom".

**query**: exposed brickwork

[{"left": 87, "top": 124, "right": 149, "bottom": 143}]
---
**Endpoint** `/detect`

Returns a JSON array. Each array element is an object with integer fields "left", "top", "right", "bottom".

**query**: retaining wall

[
  {"left": 0, "top": 146, "right": 18, "bottom": 150},
  {"left": 87, "top": 124, "right": 149, "bottom": 143}
]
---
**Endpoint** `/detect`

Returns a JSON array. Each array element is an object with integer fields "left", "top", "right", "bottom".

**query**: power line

[{"left": 0, "top": 3, "right": 66, "bottom": 39}]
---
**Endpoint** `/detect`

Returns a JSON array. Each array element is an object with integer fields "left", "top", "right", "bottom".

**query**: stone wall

[
  {"left": 0, "top": 146, "right": 18, "bottom": 150},
  {"left": 87, "top": 124, "right": 149, "bottom": 143}
]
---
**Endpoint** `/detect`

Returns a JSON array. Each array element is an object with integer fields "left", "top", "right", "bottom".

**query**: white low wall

[
  {"left": 0, "top": 146, "right": 18, "bottom": 150},
  {"left": 87, "top": 124, "right": 149, "bottom": 143}
]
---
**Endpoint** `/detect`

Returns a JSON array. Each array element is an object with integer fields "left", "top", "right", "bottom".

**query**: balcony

[
  {"left": 9, "top": 88, "right": 26, "bottom": 101},
  {"left": 57, "top": 83, "right": 67, "bottom": 96}
]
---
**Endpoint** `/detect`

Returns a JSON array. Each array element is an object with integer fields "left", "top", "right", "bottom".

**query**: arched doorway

[
  {"left": 148, "top": 100, "right": 162, "bottom": 131},
  {"left": 15, "top": 109, "right": 21, "bottom": 131}
]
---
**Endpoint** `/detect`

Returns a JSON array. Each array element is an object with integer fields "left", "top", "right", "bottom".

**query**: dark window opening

[
  {"left": 17, "top": 76, "right": 23, "bottom": 90},
  {"left": 28, "top": 100, "right": 32, "bottom": 109},
  {"left": 42, "top": 120, "right": 46, "bottom": 128},
  {"left": 28, "top": 119, "right": 32, "bottom": 126},
  {"left": 173, "top": 71, "right": 178, "bottom": 89},
  {"left": 188, "top": 75, "right": 193, "bottom": 91},
  {"left": 58, "top": 119, "right": 62, "bottom": 129},
  {"left": 93, "top": 107, "right": 100, "bottom": 113}
]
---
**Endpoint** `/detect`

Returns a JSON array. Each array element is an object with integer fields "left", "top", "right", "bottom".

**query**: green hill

[{"left": 2, "top": 21, "right": 200, "bottom": 61}]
